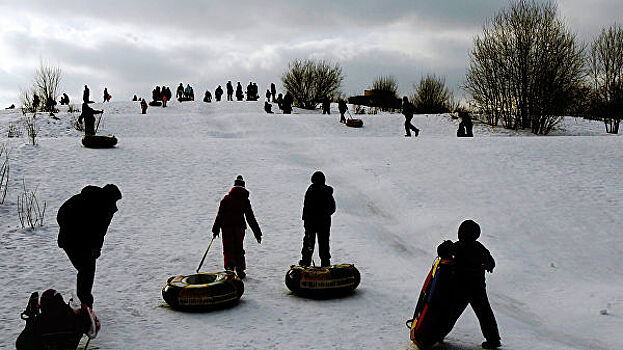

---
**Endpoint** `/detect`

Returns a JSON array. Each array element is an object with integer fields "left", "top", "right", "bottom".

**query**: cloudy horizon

[{"left": 0, "top": 0, "right": 619, "bottom": 108}]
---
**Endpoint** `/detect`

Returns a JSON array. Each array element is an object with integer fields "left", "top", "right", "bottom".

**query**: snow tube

[
  {"left": 81, "top": 135, "right": 118, "bottom": 148},
  {"left": 346, "top": 118, "right": 363, "bottom": 128},
  {"left": 148, "top": 100, "right": 162, "bottom": 107},
  {"left": 177, "top": 97, "right": 193, "bottom": 102},
  {"left": 406, "top": 258, "right": 455, "bottom": 349},
  {"left": 285, "top": 264, "right": 360, "bottom": 297},
  {"left": 162, "top": 271, "right": 244, "bottom": 311}
]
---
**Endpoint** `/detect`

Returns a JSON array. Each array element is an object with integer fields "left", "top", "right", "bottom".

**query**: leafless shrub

[
  {"left": 34, "top": 61, "right": 62, "bottom": 113},
  {"left": 412, "top": 74, "right": 453, "bottom": 114},
  {"left": 17, "top": 180, "right": 46, "bottom": 230},
  {"left": 0, "top": 144, "right": 9, "bottom": 205},
  {"left": 67, "top": 104, "right": 80, "bottom": 113},
  {"left": 588, "top": 24, "right": 623, "bottom": 134},
  {"left": 23, "top": 114, "right": 38, "bottom": 145},
  {"left": 282, "top": 59, "right": 344, "bottom": 109},
  {"left": 367, "top": 107, "right": 379, "bottom": 115},
  {"left": 19, "top": 88, "right": 38, "bottom": 114},
  {"left": 71, "top": 115, "right": 84, "bottom": 132},
  {"left": 464, "top": 0, "right": 584, "bottom": 135},
  {"left": 372, "top": 76, "right": 399, "bottom": 98},
  {"left": 353, "top": 105, "right": 366, "bottom": 114}
]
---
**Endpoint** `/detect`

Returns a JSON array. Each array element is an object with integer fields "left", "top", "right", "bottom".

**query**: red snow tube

[
  {"left": 285, "top": 264, "right": 360, "bottom": 298},
  {"left": 162, "top": 271, "right": 244, "bottom": 311},
  {"left": 346, "top": 118, "right": 363, "bottom": 128},
  {"left": 81, "top": 135, "right": 117, "bottom": 148}
]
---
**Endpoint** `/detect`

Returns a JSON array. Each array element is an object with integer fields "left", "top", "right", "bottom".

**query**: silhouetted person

[
  {"left": 322, "top": 96, "right": 331, "bottom": 115},
  {"left": 32, "top": 94, "right": 40, "bottom": 110},
  {"left": 176, "top": 83, "right": 184, "bottom": 100},
  {"left": 6, "top": 104, "right": 15, "bottom": 109},
  {"left": 57, "top": 184, "right": 122, "bottom": 308},
  {"left": 438, "top": 220, "right": 501, "bottom": 349},
  {"left": 402, "top": 96, "right": 419, "bottom": 137},
  {"left": 270, "top": 83, "right": 276, "bottom": 102},
  {"left": 204, "top": 90, "right": 212, "bottom": 103},
  {"left": 60, "top": 93, "right": 70, "bottom": 105},
  {"left": 78, "top": 103, "right": 103, "bottom": 136},
  {"left": 226, "top": 81, "right": 234, "bottom": 101},
  {"left": 132, "top": 95, "right": 138, "bottom": 101},
  {"left": 212, "top": 175, "right": 262, "bottom": 279},
  {"left": 236, "top": 82, "right": 244, "bottom": 101},
  {"left": 103, "top": 88, "right": 110, "bottom": 102},
  {"left": 82, "top": 85, "right": 90, "bottom": 103},
  {"left": 140, "top": 99, "right": 147, "bottom": 114},
  {"left": 276, "top": 93, "right": 283, "bottom": 109},
  {"left": 215, "top": 85, "right": 223, "bottom": 102},
  {"left": 264, "top": 100, "right": 273, "bottom": 114},
  {"left": 338, "top": 99, "right": 347, "bottom": 123},
  {"left": 282, "top": 92, "right": 293, "bottom": 114},
  {"left": 164, "top": 86, "right": 172, "bottom": 103},
  {"left": 457, "top": 112, "right": 473, "bottom": 137},
  {"left": 265, "top": 89, "right": 271, "bottom": 102},
  {"left": 299, "top": 171, "right": 336, "bottom": 267},
  {"left": 152, "top": 86, "right": 161, "bottom": 102}
]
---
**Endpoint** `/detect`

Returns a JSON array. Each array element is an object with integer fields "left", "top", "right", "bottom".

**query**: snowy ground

[{"left": 0, "top": 100, "right": 621, "bottom": 349}]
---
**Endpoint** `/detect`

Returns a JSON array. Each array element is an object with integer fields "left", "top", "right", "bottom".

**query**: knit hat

[
  {"left": 234, "top": 175, "right": 245, "bottom": 187},
  {"left": 103, "top": 184, "right": 122, "bottom": 200},
  {"left": 311, "top": 171, "right": 325, "bottom": 185},
  {"left": 458, "top": 219, "right": 480, "bottom": 241}
]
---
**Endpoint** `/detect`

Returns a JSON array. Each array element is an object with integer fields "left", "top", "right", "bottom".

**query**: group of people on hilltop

[
  {"left": 176, "top": 83, "right": 194, "bottom": 101},
  {"left": 152, "top": 86, "right": 172, "bottom": 107}
]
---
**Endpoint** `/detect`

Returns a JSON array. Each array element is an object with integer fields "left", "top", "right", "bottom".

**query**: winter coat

[
  {"left": 438, "top": 234, "right": 495, "bottom": 283},
  {"left": 402, "top": 102, "right": 415, "bottom": 119},
  {"left": 57, "top": 186, "right": 119, "bottom": 250},
  {"left": 302, "top": 183, "right": 336, "bottom": 225},
  {"left": 212, "top": 186, "right": 262, "bottom": 241},
  {"left": 338, "top": 100, "right": 347, "bottom": 114},
  {"left": 78, "top": 104, "right": 100, "bottom": 124}
]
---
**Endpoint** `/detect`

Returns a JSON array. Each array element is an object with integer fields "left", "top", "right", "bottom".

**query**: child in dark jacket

[
  {"left": 212, "top": 175, "right": 262, "bottom": 279},
  {"left": 438, "top": 220, "right": 501, "bottom": 349},
  {"left": 299, "top": 171, "right": 336, "bottom": 267}
]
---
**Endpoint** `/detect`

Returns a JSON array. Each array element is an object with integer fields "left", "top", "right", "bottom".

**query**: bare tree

[
  {"left": 464, "top": 0, "right": 584, "bottom": 134},
  {"left": 33, "top": 60, "right": 62, "bottom": 113},
  {"left": 17, "top": 180, "right": 46, "bottom": 230},
  {"left": 282, "top": 59, "right": 344, "bottom": 109},
  {"left": 0, "top": 144, "right": 8, "bottom": 205},
  {"left": 589, "top": 24, "right": 623, "bottom": 134},
  {"left": 412, "top": 74, "right": 453, "bottom": 114}
]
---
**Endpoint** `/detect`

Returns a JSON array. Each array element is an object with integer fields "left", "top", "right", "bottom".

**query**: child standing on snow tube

[{"left": 299, "top": 171, "right": 336, "bottom": 267}]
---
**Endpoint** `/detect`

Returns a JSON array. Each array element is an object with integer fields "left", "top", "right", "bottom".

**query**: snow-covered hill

[{"left": 0, "top": 101, "right": 621, "bottom": 349}]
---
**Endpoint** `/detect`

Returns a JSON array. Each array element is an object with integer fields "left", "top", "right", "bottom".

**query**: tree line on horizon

[{"left": 15, "top": 0, "right": 622, "bottom": 135}]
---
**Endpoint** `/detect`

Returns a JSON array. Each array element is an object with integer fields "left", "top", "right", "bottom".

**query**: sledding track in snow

[{"left": 0, "top": 101, "right": 622, "bottom": 349}]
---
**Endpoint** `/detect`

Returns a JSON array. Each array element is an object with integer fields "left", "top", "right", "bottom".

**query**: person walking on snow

[
  {"left": 438, "top": 220, "right": 501, "bottom": 349},
  {"left": 299, "top": 171, "right": 336, "bottom": 267},
  {"left": 56, "top": 184, "right": 122, "bottom": 308},
  {"left": 402, "top": 96, "right": 420, "bottom": 137},
  {"left": 212, "top": 175, "right": 262, "bottom": 279},
  {"left": 338, "top": 99, "right": 347, "bottom": 123},
  {"left": 103, "top": 88, "right": 110, "bottom": 103}
]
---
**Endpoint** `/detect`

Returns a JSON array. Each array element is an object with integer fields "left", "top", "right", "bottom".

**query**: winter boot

[
  {"left": 298, "top": 259, "right": 310, "bottom": 267},
  {"left": 236, "top": 268, "right": 246, "bottom": 279},
  {"left": 321, "top": 259, "right": 331, "bottom": 267},
  {"left": 481, "top": 340, "right": 501, "bottom": 349}
]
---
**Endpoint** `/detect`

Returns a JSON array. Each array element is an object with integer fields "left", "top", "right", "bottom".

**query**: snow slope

[{"left": 0, "top": 101, "right": 621, "bottom": 349}]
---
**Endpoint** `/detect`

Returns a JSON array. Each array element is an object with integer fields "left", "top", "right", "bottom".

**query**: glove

[{"left": 212, "top": 231, "right": 219, "bottom": 239}]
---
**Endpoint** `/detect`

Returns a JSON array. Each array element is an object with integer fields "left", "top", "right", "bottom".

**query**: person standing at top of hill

[
  {"left": 438, "top": 220, "right": 501, "bottom": 349},
  {"left": 57, "top": 184, "right": 122, "bottom": 308},
  {"left": 226, "top": 81, "right": 234, "bottom": 101},
  {"left": 212, "top": 175, "right": 262, "bottom": 279},
  {"left": 299, "top": 171, "right": 336, "bottom": 267},
  {"left": 78, "top": 102, "right": 103, "bottom": 136},
  {"left": 322, "top": 96, "right": 331, "bottom": 115},
  {"left": 176, "top": 83, "right": 184, "bottom": 100},
  {"left": 236, "top": 82, "right": 244, "bottom": 101},
  {"left": 402, "top": 96, "right": 419, "bottom": 137},
  {"left": 215, "top": 85, "right": 223, "bottom": 102},
  {"left": 140, "top": 98, "right": 147, "bottom": 114},
  {"left": 265, "top": 89, "right": 271, "bottom": 102},
  {"left": 270, "top": 83, "right": 276, "bottom": 102},
  {"left": 338, "top": 99, "right": 347, "bottom": 123},
  {"left": 82, "top": 85, "right": 90, "bottom": 103},
  {"left": 103, "top": 88, "right": 110, "bottom": 103},
  {"left": 282, "top": 92, "right": 293, "bottom": 114}
]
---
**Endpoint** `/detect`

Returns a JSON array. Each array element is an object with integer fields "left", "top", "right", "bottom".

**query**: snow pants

[
  {"left": 301, "top": 221, "right": 331, "bottom": 266},
  {"left": 84, "top": 116, "right": 95, "bottom": 136},
  {"left": 63, "top": 248, "right": 96, "bottom": 308},
  {"left": 441, "top": 279, "right": 500, "bottom": 342},
  {"left": 222, "top": 227, "right": 246, "bottom": 271}
]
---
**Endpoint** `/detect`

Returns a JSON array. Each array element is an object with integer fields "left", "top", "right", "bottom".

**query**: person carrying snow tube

[
  {"left": 212, "top": 175, "right": 262, "bottom": 279},
  {"left": 437, "top": 220, "right": 501, "bottom": 349},
  {"left": 16, "top": 289, "right": 99, "bottom": 350}
]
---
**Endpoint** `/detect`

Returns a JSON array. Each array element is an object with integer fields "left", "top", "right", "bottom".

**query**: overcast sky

[{"left": 0, "top": 0, "right": 620, "bottom": 107}]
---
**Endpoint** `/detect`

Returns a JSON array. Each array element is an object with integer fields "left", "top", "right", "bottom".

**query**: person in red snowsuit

[{"left": 212, "top": 175, "right": 262, "bottom": 279}]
